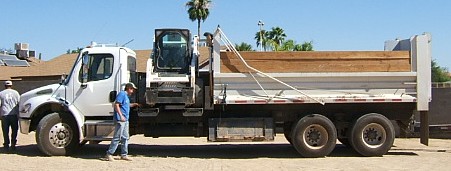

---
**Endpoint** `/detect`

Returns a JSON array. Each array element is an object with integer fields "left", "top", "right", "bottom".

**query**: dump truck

[{"left": 17, "top": 27, "right": 431, "bottom": 157}]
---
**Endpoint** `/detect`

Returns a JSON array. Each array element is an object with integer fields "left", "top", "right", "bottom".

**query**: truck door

[{"left": 71, "top": 53, "right": 116, "bottom": 116}]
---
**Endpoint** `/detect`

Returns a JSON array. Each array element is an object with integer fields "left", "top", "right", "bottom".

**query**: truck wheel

[
  {"left": 291, "top": 114, "right": 337, "bottom": 157},
  {"left": 36, "top": 112, "right": 80, "bottom": 156},
  {"left": 349, "top": 113, "right": 395, "bottom": 156}
]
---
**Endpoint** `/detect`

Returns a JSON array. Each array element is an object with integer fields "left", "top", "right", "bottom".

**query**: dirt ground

[{"left": 1, "top": 131, "right": 451, "bottom": 171}]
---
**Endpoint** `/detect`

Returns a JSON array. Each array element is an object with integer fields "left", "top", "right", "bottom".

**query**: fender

[{"left": 21, "top": 93, "right": 85, "bottom": 140}]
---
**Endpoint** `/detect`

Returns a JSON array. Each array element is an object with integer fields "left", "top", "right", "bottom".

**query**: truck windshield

[
  {"left": 62, "top": 53, "right": 83, "bottom": 85},
  {"left": 156, "top": 31, "right": 188, "bottom": 70}
]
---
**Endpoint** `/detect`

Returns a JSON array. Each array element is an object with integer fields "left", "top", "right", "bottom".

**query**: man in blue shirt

[{"left": 105, "top": 83, "right": 139, "bottom": 161}]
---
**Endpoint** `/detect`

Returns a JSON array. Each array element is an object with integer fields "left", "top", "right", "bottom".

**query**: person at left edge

[{"left": 0, "top": 80, "right": 20, "bottom": 152}]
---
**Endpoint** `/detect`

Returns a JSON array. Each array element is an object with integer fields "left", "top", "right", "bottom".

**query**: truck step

[
  {"left": 83, "top": 120, "right": 115, "bottom": 141},
  {"left": 183, "top": 108, "right": 203, "bottom": 116},
  {"left": 138, "top": 108, "right": 159, "bottom": 117},
  {"left": 138, "top": 107, "right": 204, "bottom": 117},
  {"left": 208, "top": 118, "right": 274, "bottom": 142}
]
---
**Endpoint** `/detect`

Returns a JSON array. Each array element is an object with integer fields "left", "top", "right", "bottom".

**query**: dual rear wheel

[
  {"left": 290, "top": 114, "right": 337, "bottom": 158},
  {"left": 349, "top": 113, "right": 395, "bottom": 156},
  {"left": 288, "top": 113, "right": 395, "bottom": 157}
]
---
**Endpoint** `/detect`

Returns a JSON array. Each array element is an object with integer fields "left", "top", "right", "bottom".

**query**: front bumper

[{"left": 19, "top": 118, "right": 31, "bottom": 134}]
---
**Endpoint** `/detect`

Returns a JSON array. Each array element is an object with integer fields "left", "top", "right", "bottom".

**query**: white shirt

[{"left": 0, "top": 88, "right": 20, "bottom": 117}]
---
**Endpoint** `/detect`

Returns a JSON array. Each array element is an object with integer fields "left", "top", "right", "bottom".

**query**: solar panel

[
  {"left": 0, "top": 54, "right": 18, "bottom": 60},
  {"left": 3, "top": 59, "right": 30, "bottom": 67}
]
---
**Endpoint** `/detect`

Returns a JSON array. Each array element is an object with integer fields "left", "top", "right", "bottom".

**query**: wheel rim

[
  {"left": 302, "top": 124, "right": 329, "bottom": 149},
  {"left": 48, "top": 123, "right": 73, "bottom": 148},
  {"left": 361, "top": 123, "right": 386, "bottom": 148}
]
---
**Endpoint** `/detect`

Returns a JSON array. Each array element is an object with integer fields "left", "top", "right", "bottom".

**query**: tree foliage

[
  {"left": 267, "top": 27, "right": 287, "bottom": 50},
  {"left": 431, "top": 60, "right": 450, "bottom": 82},
  {"left": 280, "top": 39, "right": 295, "bottom": 51},
  {"left": 294, "top": 41, "right": 314, "bottom": 51},
  {"left": 186, "top": 0, "right": 211, "bottom": 38},
  {"left": 66, "top": 47, "right": 82, "bottom": 54},
  {"left": 255, "top": 26, "right": 313, "bottom": 51},
  {"left": 235, "top": 42, "right": 253, "bottom": 51}
]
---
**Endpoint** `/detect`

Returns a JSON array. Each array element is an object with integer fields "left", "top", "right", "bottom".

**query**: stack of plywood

[{"left": 220, "top": 51, "right": 411, "bottom": 73}]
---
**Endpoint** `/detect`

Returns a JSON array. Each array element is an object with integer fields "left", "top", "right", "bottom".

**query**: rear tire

[
  {"left": 291, "top": 114, "right": 337, "bottom": 157},
  {"left": 36, "top": 112, "right": 80, "bottom": 156},
  {"left": 349, "top": 113, "right": 395, "bottom": 156}
]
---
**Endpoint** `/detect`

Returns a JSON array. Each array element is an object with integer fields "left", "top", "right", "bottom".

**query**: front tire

[
  {"left": 291, "top": 114, "right": 337, "bottom": 157},
  {"left": 349, "top": 113, "right": 395, "bottom": 156},
  {"left": 36, "top": 112, "right": 80, "bottom": 156}
]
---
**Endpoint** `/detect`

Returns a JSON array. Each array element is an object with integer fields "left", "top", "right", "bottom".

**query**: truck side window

[
  {"left": 78, "top": 54, "right": 114, "bottom": 82},
  {"left": 127, "top": 56, "right": 136, "bottom": 72}
]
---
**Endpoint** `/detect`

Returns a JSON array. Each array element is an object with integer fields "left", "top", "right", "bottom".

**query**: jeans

[
  {"left": 1, "top": 115, "right": 18, "bottom": 147},
  {"left": 106, "top": 121, "right": 129, "bottom": 156}
]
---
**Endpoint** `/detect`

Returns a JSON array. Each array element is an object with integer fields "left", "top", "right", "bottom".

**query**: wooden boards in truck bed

[{"left": 220, "top": 51, "right": 411, "bottom": 73}]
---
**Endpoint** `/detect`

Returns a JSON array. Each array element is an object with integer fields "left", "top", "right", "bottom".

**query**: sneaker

[
  {"left": 105, "top": 154, "right": 115, "bottom": 161},
  {"left": 120, "top": 155, "right": 132, "bottom": 161}
]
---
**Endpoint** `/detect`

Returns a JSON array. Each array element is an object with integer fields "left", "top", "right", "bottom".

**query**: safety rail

[{"left": 432, "top": 82, "right": 451, "bottom": 88}]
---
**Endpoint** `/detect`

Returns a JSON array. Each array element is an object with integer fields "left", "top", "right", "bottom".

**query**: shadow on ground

[{"left": 1, "top": 143, "right": 419, "bottom": 159}]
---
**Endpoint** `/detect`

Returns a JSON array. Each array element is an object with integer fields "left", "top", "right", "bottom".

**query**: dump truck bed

[{"left": 210, "top": 30, "right": 430, "bottom": 109}]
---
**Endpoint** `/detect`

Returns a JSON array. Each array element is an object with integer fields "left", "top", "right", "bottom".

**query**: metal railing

[{"left": 432, "top": 82, "right": 451, "bottom": 88}]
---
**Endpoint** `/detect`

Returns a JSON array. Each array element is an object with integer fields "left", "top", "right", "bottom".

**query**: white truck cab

[{"left": 18, "top": 43, "right": 136, "bottom": 155}]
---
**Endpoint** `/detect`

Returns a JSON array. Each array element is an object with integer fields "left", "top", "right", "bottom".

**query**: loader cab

[
  {"left": 145, "top": 28, "right": 199, "bottom": 108},
  {"left": 152, "top": 29, "right": 191, "bottom": 74}
]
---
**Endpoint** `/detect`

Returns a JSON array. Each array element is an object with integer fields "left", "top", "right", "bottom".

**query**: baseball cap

[
  {"left": 4, "top": 80, "right": 12, "bottom": 86},
  {"left": 125, "top": 82, "right": 137, "bottom": 90}
]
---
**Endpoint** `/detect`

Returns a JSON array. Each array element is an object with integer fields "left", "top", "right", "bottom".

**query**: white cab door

[{"left": 70, "top": 53, "right": 117, "bottom": 116}]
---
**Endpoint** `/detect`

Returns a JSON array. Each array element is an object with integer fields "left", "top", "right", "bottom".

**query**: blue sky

[{"left": 2, "top": 0, "right": 451, "bottom": 69}]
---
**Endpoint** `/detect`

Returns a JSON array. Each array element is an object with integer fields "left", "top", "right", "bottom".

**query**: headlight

[{"left": 21, "top": 103, "right": 31, "bottom": 113}]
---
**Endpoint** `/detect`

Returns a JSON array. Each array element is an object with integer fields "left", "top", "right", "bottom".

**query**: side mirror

[
  {"left": 60, "top": 73, "right": 67, "bottom": 85},
  {"left": 81, "top": 52, "right": 89, "bottom": 87},
  {"left": 203, "top": 32, "right": 213, "bottom": 47}
]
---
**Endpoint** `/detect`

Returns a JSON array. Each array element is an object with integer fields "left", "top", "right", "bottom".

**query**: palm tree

[
  {"left": 186, "top": 0, "right": 212, "bottom": 38},
  {"left": 268, "top": 27, "right": 287, "bottom": 51},
  {"left": 255, "top": 30, "right": 268, "bottom": 51}
]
